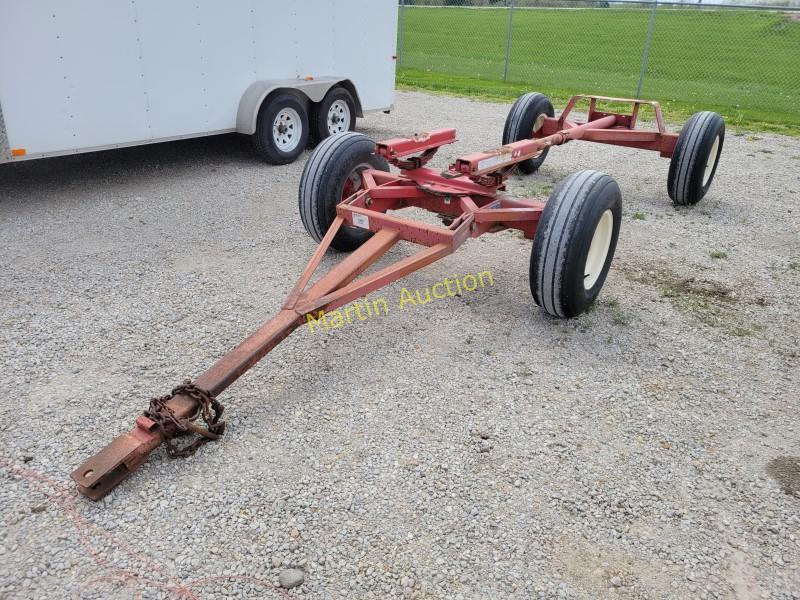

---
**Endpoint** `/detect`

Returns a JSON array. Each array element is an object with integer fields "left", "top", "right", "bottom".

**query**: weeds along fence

[{"left": 396, "top": 1, "right": 800, "bottom": 131}]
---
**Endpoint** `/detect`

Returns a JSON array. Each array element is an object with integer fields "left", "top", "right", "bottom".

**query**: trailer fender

[{"left": 236, "top": 78, "right": 363, "bottom": 136}]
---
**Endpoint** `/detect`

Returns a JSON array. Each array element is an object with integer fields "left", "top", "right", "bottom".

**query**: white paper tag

[
  {"left": 353, "top": 213, "right": 370, "bottom": 230},
  {"left": 477, "top": 155, "right": 505, "bottom": 172}
]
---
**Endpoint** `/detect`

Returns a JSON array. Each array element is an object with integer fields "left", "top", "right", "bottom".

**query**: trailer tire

[
  {"left": 530, "top": 170, "right": 622, "bottom": 318},
  {"left": 311, "top": 87, "right": 357, "bottom": 144},
  {"left": 667, "top": 111, "right": 724, "bottom": 205},
  {"left": 252, "top": 93, "right": 309, "bottom": 164},
  {"left": 502, "top": 92, "right": 555, "bottom": 174},
  {"left": 299, "top": 132, "right": 389, "bottom": 252}
]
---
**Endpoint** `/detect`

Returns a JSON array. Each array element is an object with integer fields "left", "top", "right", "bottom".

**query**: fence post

[
  {"left": 636, "top": 0, "right": 657, "bottom": 98},
  {"left": 397, "top": 0, "right": 405, "bottom": 69},
  {"left": 503, "top": 0, "right": 516, "bottom": 82}
]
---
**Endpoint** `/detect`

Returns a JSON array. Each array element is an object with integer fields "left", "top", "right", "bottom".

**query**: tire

[
  {"left": 502, "top": 92, "right": 555, "bottom": 174},
  {"left": 667, "top": 111, "right": 724, "bottom": 206},
  {"left": 311, "top": 87, "right": 357, "bottom": 144},
  {"left": 252, "top": 93, "right": 309, "bottom": 164},
  {"left": 531, "top": 170, "right": 622, "bottom": 318},
  {"left": 299, "top": 132, "right": 389, "bottom": 252}
]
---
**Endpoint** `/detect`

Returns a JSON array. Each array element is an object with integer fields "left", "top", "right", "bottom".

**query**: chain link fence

[{"left": 397, "top": 1, "right": 800, "bottom": 131}]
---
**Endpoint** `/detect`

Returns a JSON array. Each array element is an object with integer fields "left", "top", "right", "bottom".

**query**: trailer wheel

[
  {"left": 667, "top": 111, "right": 725, "bottom": 205},
  {"left": 252, "top": 93, "right": 309, "bottom": 164},
  {"left": 311, "top": 87, "right": 357, "bottom": 144},
  {"left": 530, "top": 170, "right": 622, "bottom": 318},
  {"left": 299, "top": 132, "right": 389, "bottom": 252},
  {"left": 502, "top": 92, "right": 555, "bottom": 174}
]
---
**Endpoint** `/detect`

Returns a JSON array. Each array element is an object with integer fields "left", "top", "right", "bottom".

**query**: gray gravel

[{"left": 1, "top": 90, "right": 799, "bottom": 599}]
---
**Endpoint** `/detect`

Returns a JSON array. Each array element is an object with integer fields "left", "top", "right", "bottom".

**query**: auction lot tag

[{"left": 353, "top": 213, "right": 370, "bottom": 229}]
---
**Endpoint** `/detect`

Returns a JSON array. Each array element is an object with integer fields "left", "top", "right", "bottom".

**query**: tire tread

[
  {"left": 531, "top": 170, "right": 621, "bottom": 318},
  {"left": 668, "top": 111, "right": 724, "bottom": 205},
  {"left": 299, "top": 132, "right": 364, "bottom": 242},
  {"left": 539, "top": 171, "right": 599, "bottom": 317},
  {"left": 502, "top": 93, "right": 554, "bottom": 174},
  {"left": 298, "top": 132, "right": 388, "bottom": 251}
]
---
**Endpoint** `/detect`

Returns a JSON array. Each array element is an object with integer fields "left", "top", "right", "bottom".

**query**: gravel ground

[{"left": 1, "top": 90, "right": 799, "bottom": 599}]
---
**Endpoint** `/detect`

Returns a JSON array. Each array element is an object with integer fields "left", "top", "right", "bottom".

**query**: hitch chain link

[{"left": 144, "top": 379, "right": 226, "bottom": 459}]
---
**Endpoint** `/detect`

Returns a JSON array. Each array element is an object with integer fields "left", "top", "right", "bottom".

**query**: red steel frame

[{"left": 72, "top": 95, "right": 678, "bottom": 500}]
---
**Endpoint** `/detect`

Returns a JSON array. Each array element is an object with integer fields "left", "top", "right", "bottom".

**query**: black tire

[
  {"left": 299, "top": 132, "right": 389, "bottom": 252},
  {"left": 502, "top": 92, "right": 555, "bottom": 174},
  {"left": 252, "top": 93, "right": 309, "bottom": 164},
  {"left": 531, "top": 170, "right": 622, "bottom": 318},
  {"left": 667, "top": 111, "right": 724, "bottom": 206},
  {"left": 311, "top": 87, "right": 357, "bottom": 144}
]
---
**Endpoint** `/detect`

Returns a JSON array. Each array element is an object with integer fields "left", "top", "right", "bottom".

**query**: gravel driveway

[{"left": 1, "top": 91, "right": 799, "bottom": 599}]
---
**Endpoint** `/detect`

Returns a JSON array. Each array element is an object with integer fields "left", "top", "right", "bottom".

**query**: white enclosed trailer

[{"left": 0, "top": 0, "right": 397, "bottom": 165}]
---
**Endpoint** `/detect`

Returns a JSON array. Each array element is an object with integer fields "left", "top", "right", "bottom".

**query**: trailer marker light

[
  {"left": 304, "top": 75, "right": 314, "bottom": 81},
  {"left": 11, "top": 148, "right": 27, "bottom": 157}
]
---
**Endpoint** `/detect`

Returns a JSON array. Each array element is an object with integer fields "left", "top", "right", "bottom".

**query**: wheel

[
  {"left": 667, "top": 111, "right": 724, "bottom": 206},
  {"left": 502, "top": 92, "right": 555, "bottom": 174},
  {"left": 531, "top": 170, "right": 622, "bottom": 318},
  {"left": 299, "top": 132, "right": 389, "bottom": 252},
  {"left": 252, "top": 93, "right": 309, "bottom": 164},
  {"left": 311, "top": 87, "right": 357, "bottom": 144}
]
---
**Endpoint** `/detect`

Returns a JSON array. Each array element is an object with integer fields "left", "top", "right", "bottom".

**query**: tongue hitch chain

[
  {"left": 144, "top": 380, "right": 225, "bottom": 459},
  {"left": 71, "top": 93, "right": 723, "bottom": 500}
]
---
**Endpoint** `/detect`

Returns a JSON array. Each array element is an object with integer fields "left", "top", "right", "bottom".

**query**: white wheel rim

[
  {"left": 584, "top": 209, "right": 614, "bottom": 290},
  {"left": 703, "top": 135, "right": 720, "bottom": 186},
  {"left": 532, "top": 113, "right": 545, "bottom": 134},
  {"left": 272, "top": 107, "right": 302, "bottom": 152},
  {"left": 528, "top": 114, "right": 546, "bottom": 157},
  {"left": 327, "top": 100, "right": 351, "bottom": 135}
]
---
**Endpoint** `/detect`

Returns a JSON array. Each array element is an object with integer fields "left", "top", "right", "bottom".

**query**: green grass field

[{"left": 398, "top": 7, "right": 800, "bottom": 134}]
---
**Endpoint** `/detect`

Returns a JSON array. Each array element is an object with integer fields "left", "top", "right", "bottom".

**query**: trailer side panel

[
  {"left": 0, "top": 0, "right": 396, "bottom": 160},
  {"left": 0, "top": 1, "right": 150, "bottom": 155}
]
